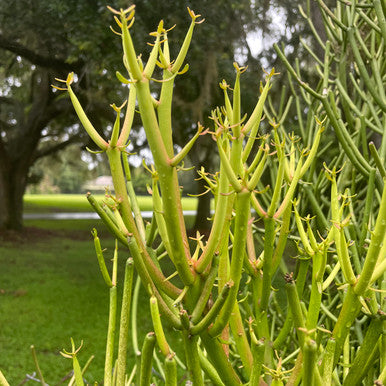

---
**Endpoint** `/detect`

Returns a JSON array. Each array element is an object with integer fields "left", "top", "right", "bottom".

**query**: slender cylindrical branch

[
  {"left": 303, "top": 337, "right": 318, "bottom": 386},
  {"left": 369, "top": 143, "right": 386, "bottom": 178},
  {"left": 217, "top": 137, "right": 243, "bottom": 192},
  {"left": 259, "top": 217, "right": 276, "bottom": 312},
  {"left": 191, "top": 260, "right": 219, "bottom": 323},
  {"left": 164, "top": 354, "right": 177, "bottom": 386},
  {"left": 143, "top": 22, "right": 162, "bottom": 79},
  {"left": 182, "top": 332, "right": 204, "bottom": 386},
  {"left": 347, "top": 28, "right": 386, "bottom": 112},
  {"left": 116, "top": 258, "right": 134, "bottom": 386},
  {"left": 321, "top": 338, "right": 336, "bottom": 385},
  {"left": 200, "top": 331, "right": 242, "bottom": 385},
  {"left": 117, "top": 85, "right": 136, "bottom": 146},
  {"left": 355, "top": 180, "right": 386, "bottom": 295},
  {"left": 31, "top": 345, "right": 47, "bottom": 386},
  {"left": 196, "top": 159, "right": 231, "bottom": 273},
  {"left": 250, "top": 337, "right": 265, "bottom": 386},
  {"left": 120, "top": 9, "right": 142, "bottom": 80},
  {"left": 87, "top": 194, "right": 129, "bottom": 247},
  {"left": 172, "top": 9, "right": 202, "bottom": 73},
  {"left": 343, "top": 316, "right": 383, "bottom": 386},
  {"left": 242, "top": 76, "right": 272, "bottom": 162},
  {"left": 139, "top": 332, "right": 156, "bottom": 386},
  {"left": 209, "top": 190, "right": 251, "bottom": 336},
  {"left": 191, "top": 281, "right": 233, "bottom": 335},
  {"left": 104, "top": 286, "right": 117, "bottom": 386},
  {"left": 150, "top": 294, "right": 171, "bottom": 356},
  {"left": 198, "top": 348, "right": 225, "bottom": 386},
  {"left": 285, "top": 274, "right": 306, "bottom": 347},
  {"left": 246, "top": 149, "right": 268, "bottom": 191},
  {"left": 169, "top": 124, "right": 205, "bottom": 167},
  {"left": 330, "top": 173, "right": 356, "bottom": 285},
  {"left": 92, "top": 229, "right": 113, "bottom": 287},
  {"left": 66, "top": 80, "right": 108, "bottom": 150}
]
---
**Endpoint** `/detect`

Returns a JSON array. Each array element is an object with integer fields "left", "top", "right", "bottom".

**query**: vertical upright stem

[
  {"left": 116, "top": 258, "right": 135, "bottom": 386},
  {"left": 182, "top": 332, "right": 204, "bottom": 386},
  {"left": 105, "top": 286, "right": 117, "bottom": 386}
]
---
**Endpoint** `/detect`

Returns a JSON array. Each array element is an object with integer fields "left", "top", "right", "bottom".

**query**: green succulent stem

[
  {"left": 343, "top": 316, "right": 384, "bottom": 385},
  {"left": 209, "top": 189, "right": 251, "bottom": 336},
  {"left": 139, "top": 332, "right": 156, "bottom": 386},
  {"left": 355, "top": 179, "right": 386, "bottom": 295},
  {"left": 116, "top": 258, "right": 134, "bottom": 386},
  {"left": 104, "top": 286, "right": 117, "bottom": 386},
  {"left": 182, "top": 332, "right": 204, "bottom": 386}
]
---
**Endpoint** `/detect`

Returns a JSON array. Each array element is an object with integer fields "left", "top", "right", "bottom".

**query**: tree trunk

[{"left": 0, "top": 160, "right": 28, "bottom": 231}]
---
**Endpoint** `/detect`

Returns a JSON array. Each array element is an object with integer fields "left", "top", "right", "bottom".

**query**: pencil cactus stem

[
  {"left": 246, "top": 149, "right": 268, "bottom": 191},
  {"left": 191, "top": 261, "right": 219, "bottom": 322},
  {"left": 330, "top": 174, "right": 356, "bottom": 285},
  {"left": 150, "top": 294, "right": 171, "bottom": 356},
  {"left": 303, "top": 338, "right": 318, "bottom": 386},
  {"left": 242, "top": 77, "right": 271, "bottom": 162},
  {"left": 172, "top": 10, "right": 201, "bottom": 73},
  {"left": 369, "top": 142, "right": 386, "bottom": 178},
  {"left": 299, "top": 122, "right": 324, "bottom": 176},
  {"left": 274, "top": 43, "right": 323, "bottom": 100},
  {"left": 348, "top": 28, "right": 386, "bottom": 112},
  {"left": 143, "top": 23, "right": 162, "bottom": 79},
  {"left": 164, "top": 354, "right": 177, "bottom": 386},
  {"left": 190, "top": 281, "right": 233, "bottom": 335},
  {"left": 139, "top": 332, "right": 156, "bottom": 386},
  {"left": 182, "top": 332, "right": 204, "bottom": 386},
  {"left": 120, "top": 11, "right": 142, "bottom": 80},
  {"left": 67, "top": 83, "right": 108, "bottom": 150},
  {"left": 122, "top": 153, "right": 146, "bottom": 241},
  {"left": 209, "top": 190, "right": 251, "bottom": 337},
  {"left": 355, "top": 180, "right": 386, "bottom": 295},
  {"left": 294, "top": 207, "right": 313, "bottom": 256},
  {"left": 230, "top": 63, "right": 243, "bottom": 175},
  {"left": 220, "top": 80, "right": 233, "bottom": 122},
  {"left": 217, "top": 138, "right": 242, "bottom": 192},
  {"left": 116, "top": 258, "right": 134, "bottom": 386},
  {"left": 196, "top": 159, "right": 230, "bottom": 273},
  {"left": 169, "top": 124, "right": 204, "bottom": 167},
  {"left": 275, "top": 156, "right": 303, "bottom": 219},
  {"left": 92, "top": 229, "right": 113, "bottom": 287},
  {"left": 285, "top": 274, "right": 306, "bottom": 347},
  {"left": 104, "top": 286, "right": 117, "bottom": 386},
  {"left": 117, "top": 85, "right": 136, "bottom": 146},
  {"left": 87, "top": 194, "right": 129, "bottom": 247},
  {"left": 151, "top": 179, "right": 175, "bottom": 263}
]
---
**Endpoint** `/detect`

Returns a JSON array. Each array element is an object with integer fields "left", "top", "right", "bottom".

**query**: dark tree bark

[
  {"left": 0, "top": 159, "right": 29, "bottom": 231},
  {"left": 0, "top": 70, "right": 72, "bottom": 230}
]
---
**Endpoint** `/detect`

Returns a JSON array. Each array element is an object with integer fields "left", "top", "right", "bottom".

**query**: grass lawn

[
  {"left": 0, "top": 218, "right": 184, "bottom": 384},
  {"left": 24, "top": 194, "right": 198, "bottom": 213},
  {"left": 1, "top": 195, "right": 200, "bottom": 383}
]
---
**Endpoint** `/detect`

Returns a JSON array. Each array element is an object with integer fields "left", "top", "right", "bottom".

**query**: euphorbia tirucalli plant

[{"left": 1, "top": 3, "right": 384, "bottom": 385}]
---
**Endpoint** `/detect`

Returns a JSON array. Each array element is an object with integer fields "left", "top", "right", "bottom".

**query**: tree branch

[
  {"left": 0, "top": 34, "right": 83, "bottom": 72},
  {"left": 34, "top": 136, "right": 82, "bottom": 161}
]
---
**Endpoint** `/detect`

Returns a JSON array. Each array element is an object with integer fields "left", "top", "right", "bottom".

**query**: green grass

[
  {"left": 1, "top": 195, "right": 199, "bottom": 383},
  {"left": 0, "top": 213, "right": 191, "bottom": 384},
  {"left": 24, "top": 194, "right": 198, "bottom": 213}
]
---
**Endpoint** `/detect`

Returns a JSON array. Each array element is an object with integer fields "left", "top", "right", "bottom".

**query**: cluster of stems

[{"left": 38, "top": 2, "right": 386, "bottom": 385}]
